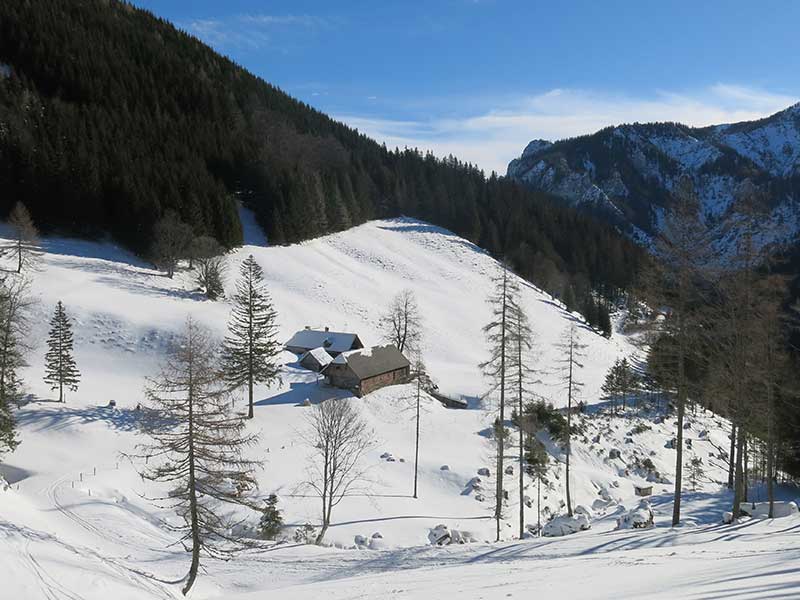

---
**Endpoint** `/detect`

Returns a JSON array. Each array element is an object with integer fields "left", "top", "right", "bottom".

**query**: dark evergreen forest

[{"left": 0, "top": 0, "right": 645, "bottom": 325}]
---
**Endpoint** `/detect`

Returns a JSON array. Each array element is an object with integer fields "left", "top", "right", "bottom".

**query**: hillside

[
  {"left": 2, "top": 213, "right": 798, "bottom": 599},
  {"left": 507, "top": 103, "right": 800, "bottom": 250},
  {"left": 0, "top": 0, "right": 644, "bottom": 314}
]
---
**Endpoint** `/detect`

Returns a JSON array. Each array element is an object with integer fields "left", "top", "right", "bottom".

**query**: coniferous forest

[{"left": 0, "top": 0, "right": 644, "bottom": 323}]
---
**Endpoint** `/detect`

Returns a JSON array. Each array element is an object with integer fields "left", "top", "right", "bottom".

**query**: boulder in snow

[
  {"left": 354, "top": 534, "right": 369, "bottom": 547},
  {"left": 440, "top": 465, "right": 450, "bottom": 471},
  {"left": 542, "top": 513, "right": 591, "bottom": 537},
  {"left": 574, "top": 505, "right": 594, "bottom": 519},
  {"left": 505, "top": 465, "right": 514, "bottom": 475},
  {"left": 477, "top": 467, "right": 491, "bottom": 477},
  {"left": 609, "top": 449, "right": 622, "bottom": 460}
]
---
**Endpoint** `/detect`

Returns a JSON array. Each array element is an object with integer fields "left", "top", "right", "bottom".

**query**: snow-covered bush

[
  {"left": 615, "top": 500, "right": 654, "bottom": 530},
  {"left": 542, "top": 513, "right": 591, "bottom": 537}
]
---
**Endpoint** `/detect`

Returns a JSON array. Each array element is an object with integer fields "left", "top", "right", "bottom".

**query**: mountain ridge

[{"left": 507, "top": 103, "right": 800, "bottom": 249}]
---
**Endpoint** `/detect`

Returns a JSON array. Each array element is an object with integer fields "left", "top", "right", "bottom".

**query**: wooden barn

[
  {"left": 324, "top": 345, "right": 410, "bottom": 397},
  {"left": 299, "top": 347, "right": 333, "bottom": 372},
  {"left": 285, "top": 327, "right": 364, "bottom": 357}
]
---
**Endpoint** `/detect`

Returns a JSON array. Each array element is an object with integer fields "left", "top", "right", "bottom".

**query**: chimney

[{"left": 324, "top": 326, "right": 329, "bottom": 332}]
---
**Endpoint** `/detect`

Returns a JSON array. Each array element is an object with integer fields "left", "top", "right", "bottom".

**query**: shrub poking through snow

[{"left": 293, "top": 523, "right": 317, "bottom": 544}]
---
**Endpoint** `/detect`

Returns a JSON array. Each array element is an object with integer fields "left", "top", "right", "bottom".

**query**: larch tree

[
  {"left": 0, "top": 276, "right": 33, "bottom": 408},
  {"left": 381, "top": 289, "right": 422, "bottom": 355},
  {"left": 508, "top": 300, "right": 539, "bottom": 538},
  {"left": 134, "top": 317, "right": 261, "bottom": 596},
  {"left": 643, "top": 177, "right": 713, "bottom": 526},
  {"left": 3, "top": 202, "right": 42, "bottom": 273},
  {"left": 480, "top": 261, "right": 520, "bottom": 541},
  {"left": 303, "top": 398, "right": 373, "bottom": 545},
  {"left": 43, "top": 301, "right": 80, "bottom": 403},
  {"left": 555, "top": 322, "right": 586, "bottom": 517},
  {"left": 223, "top": 255, "right": 281, "bottom": 419}
]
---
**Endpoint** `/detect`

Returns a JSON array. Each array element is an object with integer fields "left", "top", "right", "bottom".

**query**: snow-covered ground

[{"left": 1, "top": 214, "right": 798, "bottom": 599}]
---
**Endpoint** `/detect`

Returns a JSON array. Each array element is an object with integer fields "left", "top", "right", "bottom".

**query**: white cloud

[
  {"left": 336, "top": 86, "right": 798, "bottom": 175},
  {"left": 180, "top": 13, "right": 331, "bottom": 51}
]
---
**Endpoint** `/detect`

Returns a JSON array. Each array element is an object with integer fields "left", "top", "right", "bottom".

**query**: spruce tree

[
  {"left": 43, "top": 301, "right": 80, "bottom": 403},
  {"left": 223, "top": 255, "right": 281, "bottom": 419}
]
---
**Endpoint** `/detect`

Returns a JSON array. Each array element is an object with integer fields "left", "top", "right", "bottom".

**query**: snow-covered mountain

[
  {"left": 2, "top": 213, "right": 798, "bottom": 599},
  {"left": 507, "top": 103, "right": 800, "bottom": 249}
]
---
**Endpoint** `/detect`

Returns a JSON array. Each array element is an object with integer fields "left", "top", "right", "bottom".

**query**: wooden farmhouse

[
  {"left": 324, "top": 345, "right": 410, "bottom": 397},
  {"left": 285, "top": 327, "right": 364, "bottom": 357}
]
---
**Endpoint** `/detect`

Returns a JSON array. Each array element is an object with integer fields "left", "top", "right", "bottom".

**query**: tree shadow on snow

[
  {"left": 15, "top": 403, "right": 146, "bottom": 433},
  {"left": 254, "top": 381, "right": 349, "bottom": 408}
]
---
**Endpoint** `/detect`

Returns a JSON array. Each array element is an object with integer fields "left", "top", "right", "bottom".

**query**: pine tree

[
  {"left": 556, "top": 323, "right": 586, "bottom": 517},
  {"left": 223, "top": 255, "right": 281, "bottom": 419},
  {"left": 43, "top": 301, "right": 80, "bottom": 402},
  {"left": 134, "top": 317, "right": 260, "bottom": 595}
]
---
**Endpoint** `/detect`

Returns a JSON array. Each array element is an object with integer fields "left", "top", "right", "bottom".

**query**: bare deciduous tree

[
  {"left": 3, "top": 202, "right": 42, "bottom": 273},
  {"left": 381, "top": 289, "right": 422, "bottom": 355},
  {"left": 0, "top": 276, "right": 32, "bottom": 457},
  {"left": 303, "top": 398, "right": 373, "bottom": 545},
  {"left": 133, "top": 317, "right": 260, "bottom": 595},
  {"left": 151, "top": 211, "right": 192, "bottom": 278}
]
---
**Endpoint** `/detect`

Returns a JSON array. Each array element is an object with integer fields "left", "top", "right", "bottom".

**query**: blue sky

[{"left": 134, "top": 1, "right": 800, "bottom": 173}]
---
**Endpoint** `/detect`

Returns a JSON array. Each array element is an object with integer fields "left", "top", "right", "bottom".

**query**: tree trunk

[
  {"left": 728, "top": 425, "right": 736, "bottom": 489},
  {"left": 495, "top": 268, "right": 507, "bottom": 542},
  {"left": 247, "top": 291, "right": 254, "bottom": 419},
  {"left": 743, "top": 436, "right": 749, "bottom": 503},
  {"left": 183, "top": 366, "right": 200, "bottom": 596},
  {"left": 413, "top": 374, "right": 420, "bottom": 499},
  {"left": 732, "top": 428, "right": 745, "bottom": 519},
  {"left": 672, "top": 312, "right": 686, "bottom": 527},
  {"left": 565, "top": 339, "right": 573, "bottom": 518},
  {"left": 517, "top": 324, "right": 524, "bottom": 538}
]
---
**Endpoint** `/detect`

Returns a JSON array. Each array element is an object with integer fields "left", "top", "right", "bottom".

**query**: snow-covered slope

[
  {"left": 1, "top": 216, "right": 797, "bottom": 599},
  {"left": 507, "top": 103, "right": 800, "bottom": 253}
]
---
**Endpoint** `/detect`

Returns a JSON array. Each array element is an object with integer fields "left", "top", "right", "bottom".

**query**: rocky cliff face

[{"left": 507, "top": 103, "right": 800, "bottom": 251}]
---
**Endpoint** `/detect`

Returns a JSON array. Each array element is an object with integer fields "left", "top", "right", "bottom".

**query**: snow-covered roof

[
  {"left": 285, "top": 329, "right": 363, "bottom": 354},
  {"left": 330, "top": 344, "right": 409, "bottom": 380},
  {"left": 301, "top": 346, "right": 333, "bottom": 367}
]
